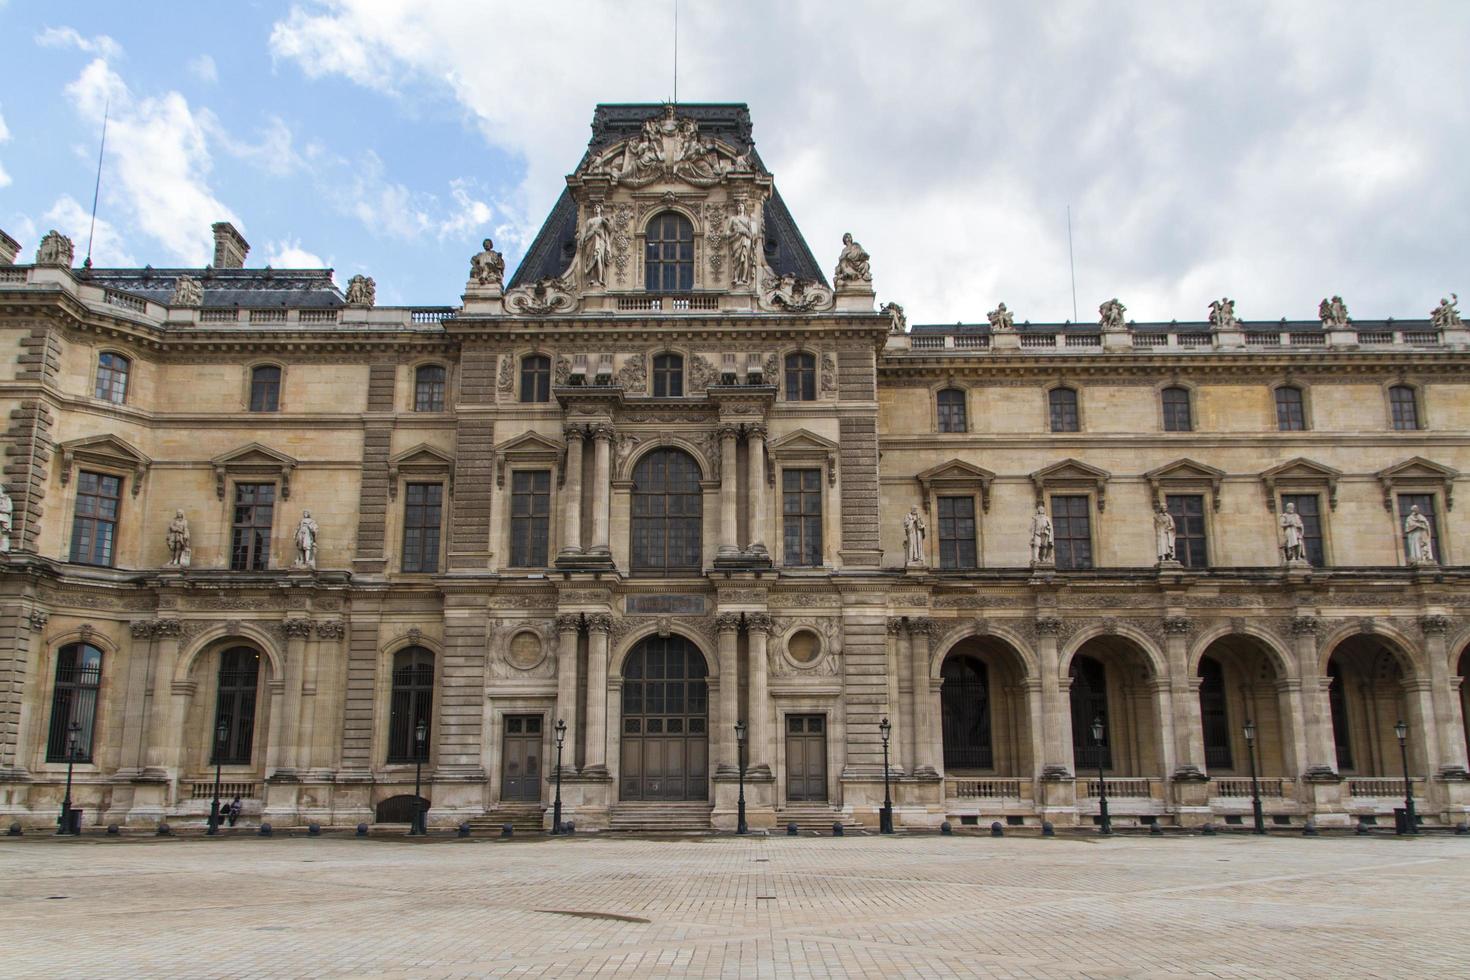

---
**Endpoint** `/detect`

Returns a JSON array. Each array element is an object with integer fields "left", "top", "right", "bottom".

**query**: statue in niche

[
  {"left": 725, "top": 201, "right": 757, "bottom": 286},
  {"left": 1030, "top": 505, "right": 1054, "bottom": 564},
  {"left": 165, "top": 509, "right": 192, "bottom": 567},
  {"left": 0, "top": 482, "right": 12, "bottom": 554},
  {"left": 1318, "top": 295, "right": 1349, "bottom": 328},
  {"left": 1099, "top": 297, "right": 1127, "bottom": 331},
  {"left": 1208, "top": 297, "right": 1237, "bottom": 330},
  {"left": 1404, "top": 505, "right": 1435, "bottom": 564},
  {"left": 1280, "top": 502, "right": 1306, "bottom": 563},
  {"left": 581, "top": 204, "right": 611, "bottom": 286},
  {"left": 345, "top": 274, "right": 376, "bottom": 307},
  {"left": 833, "top": 232, "right": 871, "bottom": 286},
  {"left": 294, "top": 510, "right": 319, "bottom": 569},
  {"left": 1431, "top": 294, "right": 1461, "bottom": 329},
  {"left": 988, "top": 302, "right": 1014, "bottom": 332},
  {"left": 1154, "top": 503, "right": 1176, "bottom": 563},
  {"left": 470, "top": 238, "right": 504, "bottom": 286},
  {"left": 170, "top": 274, "right": 203, "bottom": 307},
  {"left": 903, "top": 506, "right": 927, "bottom": 565}
]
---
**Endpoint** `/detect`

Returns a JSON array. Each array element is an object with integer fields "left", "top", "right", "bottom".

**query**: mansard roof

[
  {"left": 77, "top": 266, "right": 346, "bottom": 310},
  {"left": 508, "top": 102, "right": 826, "bottom": 289}
]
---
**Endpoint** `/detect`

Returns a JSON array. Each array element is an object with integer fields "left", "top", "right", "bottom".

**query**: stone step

[
  {"left": 775, "top": 807, "right": 866, "bottom": 833},
  {"left": 608, "top": 803, "right": 714, "bottom": 833},
  {"left": 468, "top": 805, "right": 546, "bottom": 834}
]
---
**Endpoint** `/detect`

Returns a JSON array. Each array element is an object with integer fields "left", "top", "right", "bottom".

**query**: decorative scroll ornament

[
  {"left": 608, "top": 204, "right": 635, "bottom": 286},
  {"left": 687, "top": 354, "right": 721, "bottom": 394},
  {"left": 579, "top": 104, "right": 756, "bottom": 189},
  {"left": 616, "top": 353, "right": 647, "bottom": 393},
  {"left": 505, "top": 275, "right": 577, "bottom": 315},
  {"left": 760, "top": 271, "right": 834, "bottom": 313}
]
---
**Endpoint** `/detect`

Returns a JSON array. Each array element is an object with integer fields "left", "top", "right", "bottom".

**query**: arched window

[
  {"left": 1069, "top": 654, "right": 1109, "bottom": 770},
  {"left": 1048, "top": 387, "right": 1079, "bottom": 432},
  {"left": 644, "top": 212, "right": 694, "bottom": 291},
  {"left": 1389, "top": 384, "right": 1420, "bottom": 431},
  {"left": 212, "top": 647, "right": 261, "bottom": 765},
  {"left": 387, "top": 647, "right": 434, "bottom": 763},
  {"left": 95, "top": 352, "right": 130, "bottom": 404},
  {"left": 941, "top": 655, "right": 992, "bottom": 769},
  {"left": 937, "top": 388, "right": 967, "bottom": 432},
  {"left": 785, "top": 352, "right": 816, "bottom": 401},
  {"left": 1161, "top": 386, "right": 1192, "bottom": 432},
  {"left": 46, "top": 643, "right": 102, "bottom": 762},
  {"left": 652, "top": 353, "right": 684, "bottom": 398},
  {"left": 1274, "top": 385, "right": 1306, "bottom": 431},
  {"left": 631, "top": 449, "right": 702, "bottom": 575},
  {"left": 1327, "top": 659, "right": 1353, "bottom": 770},
  {"left": 1198, "top": 656, "right": 1231, "bottom": 769},
  {"left": 414, "top": 365, "right": 447, "bottom": 412},
  {"left": 519, "top": 355, "right": 551, "bottom": 403},
  {"left": 249, "top": 365, "right": 281, "bottom": 412}
]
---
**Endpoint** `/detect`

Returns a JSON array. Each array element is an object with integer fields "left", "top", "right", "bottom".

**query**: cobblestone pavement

[{"left": 3, "top": 831, "right": 1467, "bottom": 978}]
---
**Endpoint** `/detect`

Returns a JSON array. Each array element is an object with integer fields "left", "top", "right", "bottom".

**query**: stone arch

[
  {"left": 1059, "top": 624, "right": 1168, "bottom": 683},
  {"left": 174, "top": 624, "right": 284, "bottom": 686},
  {"left": 610, "top": 623, "right": 717, "bottom": 679},
  {"left": 1316, "top": 620, "right": 1424, "bottom": 680},
  {"left": 638, "top": 203, "right": 702, "bottom": 236},
  {"left": 930, "top": 622, "right": 1038, "bottom": 682},
  {"left": 620, "top": 439, "right": 714, "bottom": 482},
  {"left": 1187, "top": 623, "right": 1296, "bottom": 682}
]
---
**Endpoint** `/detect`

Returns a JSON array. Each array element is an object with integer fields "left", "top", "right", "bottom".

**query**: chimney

[
  {"left": 0, "top": 229, "right": 19, "bottom": 266},
  {"left": 211, "top": 222, "right": 250, "bottom": 268}
]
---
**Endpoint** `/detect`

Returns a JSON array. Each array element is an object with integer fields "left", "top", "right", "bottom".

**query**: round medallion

[
  {"left": 507, "top": 630, "right": 544, "bottom": 670},
  {"left": 787, "top": 629, "right": 821, "bottom": 664}
]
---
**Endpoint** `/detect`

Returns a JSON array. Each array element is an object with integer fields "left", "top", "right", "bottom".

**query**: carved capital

[
  {"left": 154, "top": 619, "right": 182, "bottom": 638},
  {"left": 130, "top": 621, "right": 152, "bottom": 638},
  {"left": 1035, "top": 616, "right": 1064, "bottom": 636},
  {"left": 886, "top": 617, "right": 905, "bottom": 635},
  {"left": 589, "top": 422, "right": 616, "bottom": 443},
  {"left": 563, "top": 423, "right": 587, "bottom": 443},
  {"left": 282, "top": 618, "right": 313, "bottom": 639},
  {"left": 714, "top": 612, "right": 744, "bottom": 634},
  {"left": 1290, "top": 616, "right": 1321, "bottom": 636},
  {"left": 743, "top": 422, "right": 768, "bottom": 441},
  {"left": 906, "top": 617, "right": 936, "bottom": 639},
  {"left": 585, "top": 613, "right": 613, "bottom": 634},
  {"left": 715, "top": 422, "right": 741, "bottom": 443},
  {"left": 26, "top": 610, "right": 49, "bottom": 631},
  {"left": 555, "top": 613, "right": 582, "bottom": 634},
  {"left": 745, "top": 612, "right": 774, "bottom": 635},
  {"left": 315, "top": 620, "right": 345, "bottom": 641},
  {"left": 1419, "top": 614, "right": 1452, "bottom": 636},
  {"left": 1161, "top": 616, "right": 1195, "bottom": 636}
]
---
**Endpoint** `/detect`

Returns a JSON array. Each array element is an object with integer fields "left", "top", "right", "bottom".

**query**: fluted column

[
  {"left": 1034, "top": 617, "right": 1070, "bottom": 777},
  {"left": 273, "top": 619, "right": 311, "bottom": 775},
  {"left": 1163, "top": 617, "right": 1205, "bottom": 777},
  {"left": 909, "top": 618, "right": 937, "bottom": 776},
  {"left": 589, "top": 424, "right": 614, "bottom": 555},
  {"left": 1293, "top": 617, "right": 1338, "bottom": 777},
  {"left": 746, "top": 613, "right": 773, "bottom": 773},
  {"left": 716, "top": 613, "right": 742, "bottom": 774},
  {"left": 554, "top": 615, "right": 581, "bottom": 774},
  {"left": 717, "top": 423, "right": 740, "bottom": 557},
  {"left": 1420, "top": 615, "right": 1468, "bottom": 775},
  {"left": 745, "top": 423, "right": 768, "bottom": 558},
  {"left": 559, "top": 425, "right": 585, "bottom": 557},
  {"left": 885, "top": 618, "right": 906, "bottom": 774},
  {"left": 584, "top": 614, "right": 611, "bottom": 775}
]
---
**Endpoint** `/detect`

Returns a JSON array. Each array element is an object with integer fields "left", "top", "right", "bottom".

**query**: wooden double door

[
  {"left": 619, "top": 635, "right": 709, "bottom": 801},
  {"left": 501, "top": 715, "right": 543, "bottom": 802},
  {"left": 786, "top": 714, "right": 828, "bottom": 802}
]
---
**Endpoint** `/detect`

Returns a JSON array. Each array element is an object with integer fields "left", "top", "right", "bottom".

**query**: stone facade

[{"left": 1, "top": 103, "right": 1468, "bottom": 832}]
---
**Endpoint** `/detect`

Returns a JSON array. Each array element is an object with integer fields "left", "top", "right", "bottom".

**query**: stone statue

[
  {"left": 1208, "top": 297, "right": 1237, "bottom": 330},
  {"left": 903, "top": 506, "right": 927, "bottom": 565},
  {"left": 165, "top": 509, "right": 191, "bottom": 567},
  {"left": 1030, "top": 505, "right": 1054, "bottom": 564},
  {"left": 581, "top": 204, "right": 611, "bottom": 286},
  {"left": 345, "top": 274, "right": 376, "bottom": 307},
  {"left": 1318, "top": 295, "right": 1349, "bottom": 328},
  {"left": 724, "top": 201, "right": 757, "bottom": 286},
  {"left": 1431, "top": 293, "right": 1461, "bottom": 329},
  {"left": 1099, "top": 298, "right": 1127, "bottom": 331},
  {"left": 470, "top": 238, "right": 504, "bottom": 286},
  {"left": 1280, "top": 502, "right": 1306, "bottom": 563},
  {"left": 170, "top": 274, "right": 203, "bottom": 307},
  {"left": 0, "top": 482, "right": 12, "bottom": 554},
  {"left": 988, "top": 302, "right": 1014, "bottom": 332},
  {"left": 294, "top": 510, "right": 319, "bottom": 568},
  {"left": 1404, "top": 505, "right": 1435, "bottom": 564},
  {"left": 882, "top": 301, "right": 907, "bottom": 334},
  {"left": 35, "top": 230, "right": 74, "bottom": 267},
  {"left": 833, "top": 232, "right": 871, "bottom": 286},
  {"left": 1154, "top": 504, "right": 1176, "bottom": 563}
]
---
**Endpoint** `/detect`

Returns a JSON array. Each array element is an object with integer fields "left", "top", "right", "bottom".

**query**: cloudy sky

[{"left": 1, "top": 1, "right": 1465, "bottom": 321}]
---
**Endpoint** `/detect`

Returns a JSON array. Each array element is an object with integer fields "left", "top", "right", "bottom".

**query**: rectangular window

[
  {"left": 1281, "top": 494, "right": 1326, "bottom": 566},
  {"left": 1049, "top": 388, "right": 1080, "bottom": 433},
  {"left": 230, "top": 483, "right": 275, "bottom": 571},
  {"left": 249, "top": 366, "right": 281, "bottom": 412},
  {"left": 936, "top": 496, "right": 977, "bottom": 569},
  {"left": 1165, "top": 494, "right": 1208, "bottom": 569},
  {"left": 510, "top": 470, "right": 551, "bottom": 567},
  {"left": 1397, "top": 493, "right": 1440, "bottom": 563},
  {"left": 1050, "top": 495, "right": 1092, "bottom": 570},
  {"left": 781, "top": 468, "right": 823, "bottom": 566},
  {"left": 1390, "top": 386, "right": 1420, "bottom": 431},
  {"left": 1161, "top": 387, "right": 1192, "bottom": 432},
  {"left": 1275, "top": 387, "right": 1306, "bottom": 431},
  {"left": 69, "top": 471, "right": 122, "bottom": 566},
  {"left": 937, "top": 390, "right": 967, "bottom": 433},
  {"left": 401, "top": 483, "right": 444, "bottom": 573}
]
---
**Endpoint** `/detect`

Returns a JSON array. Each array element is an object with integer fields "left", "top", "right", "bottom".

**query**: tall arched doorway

[
  {"left": 619, "top": 634, "right": 709, "bottom": 801},
  {"left": 939, "top": 635, "right": 1032, "bottom": 777}
]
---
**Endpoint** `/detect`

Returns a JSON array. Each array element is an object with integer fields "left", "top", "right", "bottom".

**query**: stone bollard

[
  {"left": 564, "top": 821, "right": 576, "bottom": 835},
  {"left": 156, "top": 822, "right": 171, "bottom": 836},
  {"left": 1355, "top": 820, "right": 1369, "bottom": 836},
  {"left": 356, "top": 823, "right": 369, "bottom": 837},
  {"left": 307, "top": 822, "right": 322, "bottom": 837},
  {"left": 1456, "top": 822, "right": 1468, "bottom": 836},
  {"left": 458, "top": 822, "right": 471, "bottom": 838},
  {"left": 107, "top": 824, "right": 120, "bottom": 836},
  {"left": 501, "top": 824, "right": 514, "bottom": 838},
  {"left": 1041, "top": 821, "right": 1055, "bottom": 837},
  {"left": 939, "top": 821, "right": 952, "bottom": 835},
  {"left": 787, "top": 823, "right": 799, "bottom": 837},
  {"left": 259, "top": 822, "right": 273, "bottom": 837},
  {"left": 832, "top": 822, "right": 844, "bottom": 837},
  {"left": 8, "top": 821, "right": 22, "bottom": 836},
  {"left": 990, "top": 821, "right": 1004, "bottom": 838},
  {"left": 1201, "top": 823, "right": 1215, "bottom": 836},
  {"left": 1149, "top": 821, "right": 1163, "bottom": 836}
]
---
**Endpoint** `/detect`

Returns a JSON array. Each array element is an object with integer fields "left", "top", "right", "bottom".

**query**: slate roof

[
  {"left": 909, "top": 318, "right": 1435, "bottom": 335},
  {"left": 508, "top": 103, "right": 826, "bottom": 289},
  {"left": 78, "top": 267, "right": 345, "bottom": 310}
]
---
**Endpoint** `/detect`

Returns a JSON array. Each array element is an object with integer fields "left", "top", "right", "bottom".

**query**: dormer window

[
  {"left": 645, "top": 212, "right": 693, "bottom": 292},
  {"left": 653, "top": 353, "right": 684, "bottom": 397}
]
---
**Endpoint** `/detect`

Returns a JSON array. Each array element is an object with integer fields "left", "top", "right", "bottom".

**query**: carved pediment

[
  {"left": 1260, "top": 457, "right": 1343, "bottom": 511},
  {"left": 769, "top": 429, "right": 839, "bottom": 487},
  {"left": 1144, "top": 458, "right": 1226, "bottom": 511},
  {"left": 59, "top": 435, "right": 151, "bottom": 497},
  {"left": 576, "top": 104, "right": 759, "bottom": 190},
  {"left": 388, "top": 443, "right": 455, "bottom": 499},
  {"left": 916, "top": 459, "right": 997, "bottom": 512},
  {"left": 1377, "top": 456, "right": 1458, "bottom": 511},
  {"left": 494, "top": 431, "right": 565, "bottom": 488},
  {"left": 211, "top": 443, "right": 298, "bottom": 500},
  {"left": 1031, "top": 458, "right": 1111, "bottom": 510}
]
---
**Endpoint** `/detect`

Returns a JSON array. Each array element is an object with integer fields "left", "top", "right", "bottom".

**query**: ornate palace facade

[{"left": 1, "top": 103, "right": 1468, "bottom": 833}]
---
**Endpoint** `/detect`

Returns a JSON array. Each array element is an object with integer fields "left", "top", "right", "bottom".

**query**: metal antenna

[
  {"left": 673, "top": 0, "right": 679, "bottom": 105},
  {"left": 85, "top": 100, "right": 110, "bottom": 269},
  {"left": 1066, "top": 204, "right": 1078, "bottom": 323}
]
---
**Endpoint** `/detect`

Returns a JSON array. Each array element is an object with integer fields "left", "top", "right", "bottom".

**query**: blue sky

[{"left": 2, "top": 1, "right": 1467, "bottom": 321}]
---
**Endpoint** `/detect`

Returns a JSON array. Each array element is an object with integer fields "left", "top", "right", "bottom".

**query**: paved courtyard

[{"left": 3, "top": 830, "right": 1467, "bottom": 978}]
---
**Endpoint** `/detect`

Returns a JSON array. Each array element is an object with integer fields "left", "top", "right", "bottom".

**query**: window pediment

[
  {"left": 916, "top": 459, "right": 996, "bottom": 511},
  {"left": 211, "top": 443, "right": 298, "bottom": 500},
  {"left": 1144, "top": 458, "right": 1225, "bottom": 511},
  {"left": 1260, "top": 457, "right": 1342, "bottom": 511},
  {"left": 59, "top": 435, "right": 150, "bottom": 497},
  {"left": 388, "top": 443, "right": 455, "bottom": 499},
  {"left": 1031, "top": 458, "right": 1111, "bottom": 510},
  {"left": 768, "top": 429, "right": 838, "bottom": 487},
  {"left": 494, "top": 431, "right": 564, "bottom": 488},
  {"left": 1377, "top": 456, "right": 1457, "bottom": 511}
]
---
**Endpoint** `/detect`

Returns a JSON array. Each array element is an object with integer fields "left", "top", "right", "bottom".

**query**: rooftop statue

[
  {"left": 1431, "top": 293, "right": 1461, "bottom": 329},
  {"left": 470, "top": 238, "right": 505, "bottom": 287},
  {"left": 170, "top": 274, "right": 203, "bottom": 308},
  {"left": 1208, "top": 297, "right": 1237, "bottom": 330},
  {"left": 345, "top": 274, "right": 376, "bottom": 308},
  {"left": 1318, "top": 295, "right": 1349, "bottom": 328},
  {"left": 882, "top": 301, "right": 907, "bottom": 334},
  {"left": 1099, "top": 297, "right": 1127, "bottom": 331},
  {"left": 987, "top": 302, "right": 1014, "bottom": 332},
  {"left": 833, "top": 233, "right": 871, "bottom": 286},
  {"left": 35, "top": 230, "right": 74, "bottom": 267}
]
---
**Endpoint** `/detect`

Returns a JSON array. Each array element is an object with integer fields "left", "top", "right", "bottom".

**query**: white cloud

[
  {"left": 187, "top": 54, "right": 218, "bottom": 84},
  {"left": 437, "top": 178, "right": 493, "bottom": 240},
  {"left": 205, "top": 113, "right": 303, "bottom": 177},
  {"left": 264, "top": 238, "right": 326, "bottom": 267},
  {"left": 42, "top": 194, "right": 135, "bottom": 267},
  {"left": 35, "top": 26, "right": 123, "bottom": 61},
  {"left": 0, "top": 103, "right": 10, "bottom": 189}
]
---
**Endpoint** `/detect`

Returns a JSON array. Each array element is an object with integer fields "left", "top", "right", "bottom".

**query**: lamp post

[
  {"left": 1091, "top": 715, "right": 1111, "bottom": 836},
  {"left": 56, "top": 721, "right": 81, "bottom": 836},
  {"left": 879, "top": 717, "right": 894, "bottom": 834},
  {"left": 1243, "top": 719, "right": 1265, "bottom": 835},
  {"left": 735, "top": 720, "right": 748, "bottom": 835},
  {"left": 208, "top": 719, "right": 228, "bottom": 835},
  {"left": 1394, "top": 720, "right": 1417, "bottom": 836},
  {"left": 410, "top": 718, "right": 427, "bottom": 836},
  {"left": 551, "top": 718, "right": 566, "bottom": 835}
]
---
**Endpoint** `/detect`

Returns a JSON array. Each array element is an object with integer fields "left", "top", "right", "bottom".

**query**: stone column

[
  {"left": 1274, "top": 678, "right": 1308, "bottom": 777},
  {"left": 1034, "top": 618, "right": 1071, "bottom": 776},
  {"left": 273, "top": 619, "right": 311, "bottom": 775},
  {"left": 1163, "top": 618, "right": 1205, "bottom": 778},
  {"left": 583, "top": 614, "right": 611, "bottom": 775},
  {"left": 717, "top": 423, "right": 740, "bottom": 558},
  {"left": 745, "top": 423, "right": 768, "bottom": 558},
  {"left": 1293, "top": 618, "right": 1338, "bottom": 777},
  {"left": 909, "top": 618, "right": 937, "bottom": 776},
  {"left": 715, "top": 613, "right": 742, "bottom": 775},
  {"left": 117, "top": 621, "right": 162, "bottom": 777},
  {"left": 884, "top": 619, "right": 906, "bottom": 774},
  {"left": 559, "top": 425, "right": 585, "bottom": 557},
  {"left": 554, "top": 615, "right": 581, "bottom": 774},
  {"left": 746, "top": 613, "right": 772, "bottom": 774},
  {"left": 589, "top": 424, "right": 613, "bottom": 555},
  {"left": 1419, "top": 615, "right": 1468, "bottom": 775}
]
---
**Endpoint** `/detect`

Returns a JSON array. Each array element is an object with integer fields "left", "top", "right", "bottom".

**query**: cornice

[{"left": 879, "top": 348, "right": 1469, "bottom": 380}]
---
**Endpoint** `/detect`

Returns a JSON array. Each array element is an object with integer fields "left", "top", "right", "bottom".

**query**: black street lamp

[
  {"left": 208, "top": 719, "right": 228, "bottom": 835},
  {"left": 1394, "top": 719, "right": 1417, "bottom": 836},
  {"left": 1091, "top": 715, "right": 1111, "bottom": 836},
  {"left": 1243, "top": 719, "right": 1265, "bottom": 835},
  {"left": 551, "top": 718, "right": 566, "bottom": 835},
  {"left": 879, "top": 717, "right": 894, "bottom": 834},
  {"left": 410, "top": 718, "right": 427, "bottom": 836},
  {"left": 735, "top": 720, "right": 748, "bottom": 835},
  {"left": 56, "top": 721, "right": 81, "bottom": 836}
]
